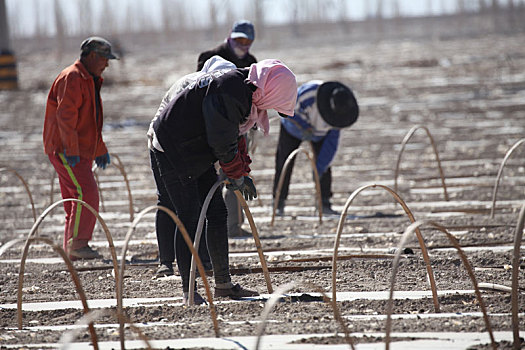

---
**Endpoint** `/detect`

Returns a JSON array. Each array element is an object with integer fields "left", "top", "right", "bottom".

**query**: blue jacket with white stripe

[{"left": 281, "top": 80, "right": 340, "bottom": 176}]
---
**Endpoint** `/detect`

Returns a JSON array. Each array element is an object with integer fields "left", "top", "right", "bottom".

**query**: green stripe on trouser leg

[{"left": 58, "top": 153, "right": 84, "bottom": 244}]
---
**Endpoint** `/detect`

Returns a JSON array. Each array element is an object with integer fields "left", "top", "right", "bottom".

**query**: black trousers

[
  {"left": 272, "top": 124, "right": 332, "bottom": 205},
  {"left": 150, "top": 150, "right": 220, "bottom": 290}
]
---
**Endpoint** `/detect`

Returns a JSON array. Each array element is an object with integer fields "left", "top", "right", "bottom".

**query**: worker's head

[
  {"left": 317, "top": 82, "right": 359, "bottom": 128},
  {"left": 228, "top": 20, "right": 255, "bottom": 58},
  {"left": 80, "top": 37, "right": 119, "bottom": 77},
  {"left": 239, "top": 59, "right": 297, "bottom": 136}
]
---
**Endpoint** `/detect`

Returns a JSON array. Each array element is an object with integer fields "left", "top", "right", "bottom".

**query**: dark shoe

[
  {"left": 322, "top": 205, "right": 340, "bottom": 216},
  {"left": 69, "top": 245, "right": 102, "bottom": 261},
  {"left": 156, "top": 263, "right": 174, "bottom": 277},
  {"left": 182, "top": 291, "right": 207, "bottom": 306},
  {"left": 228, "top": 228, "right": 252, "bottom": 238},
  {"left": 215, "top": 283, "right": 259, "bottom": 299}
]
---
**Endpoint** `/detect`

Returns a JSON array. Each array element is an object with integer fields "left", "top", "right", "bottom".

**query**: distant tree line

[{"left": 6, "top": 0, "right": 525, "bottom": 39}]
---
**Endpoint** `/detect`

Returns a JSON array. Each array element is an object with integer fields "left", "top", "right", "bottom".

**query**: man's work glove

[
  {"left": 63, "top": 151, "right": 80, "bottom": 168},
  {"left": 226, "top": 176, "right": 257, "bottom": 201},
  {"left": 95, "top": 153, "right": 111, "bottom": 170}
]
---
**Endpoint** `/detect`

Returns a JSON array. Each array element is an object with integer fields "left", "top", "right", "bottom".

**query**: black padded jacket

[
  {"left": 197, "top": 42, "right": 257, "bottom": 71},
  {"left": 153, "top": 68, "right": 255, "bottom": 182}
]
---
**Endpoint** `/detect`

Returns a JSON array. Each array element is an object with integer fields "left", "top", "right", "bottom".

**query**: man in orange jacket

[{"left": 43, "top": 37, "right": 118, "bottom": 260}]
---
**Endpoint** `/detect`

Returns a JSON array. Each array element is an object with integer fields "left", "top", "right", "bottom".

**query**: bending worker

[
  {"left": 272, "top": 80, "right": 359, "bottom": 216},
  {"left": 149, "top": 59, "right": 297, "bottom": 304},
  {"left": 148, "top": 56, "right": 236, "bottom": 278}
]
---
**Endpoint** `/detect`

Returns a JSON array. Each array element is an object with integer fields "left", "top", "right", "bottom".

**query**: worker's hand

[
  {"left": 95, "top": 153, "right": 111, "bottom": 170},
  {"left": 63, "top": 152, "right": 80, "bottom": 168},
  {"left": 226, "top": 176, "right": 257, "bottom": 201}
]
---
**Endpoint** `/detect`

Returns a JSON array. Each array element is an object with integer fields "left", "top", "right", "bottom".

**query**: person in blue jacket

[{"left": 272, "top": 80, "right": 359, "bottom": 216}]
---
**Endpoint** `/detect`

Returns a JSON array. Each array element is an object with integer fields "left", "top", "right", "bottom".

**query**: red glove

[
  {"left": 220, "top": 152, "right": 247, "bottom": 179},
  {"left": 219, "top": 137, "right": 252, "bottom": 178},
  {"left": 237, "top": 136, "right": 252, "bottom": 174}
]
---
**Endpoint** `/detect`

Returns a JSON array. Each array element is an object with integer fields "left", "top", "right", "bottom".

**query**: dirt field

[{"left": 0, "top": 14, "right": 524, "bottom": 350}]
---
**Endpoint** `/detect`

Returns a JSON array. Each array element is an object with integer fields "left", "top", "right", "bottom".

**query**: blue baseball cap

[{"left": 230, "top": 20, "right": 255, "bottom": 41}]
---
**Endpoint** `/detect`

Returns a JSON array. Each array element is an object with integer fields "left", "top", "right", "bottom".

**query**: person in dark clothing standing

[
  {"left": 150, "top": 59, "right": 297, "bottom": 305},
  {"left": 197, "top": 20, "right": 258, "bottom": 238},
  {"left": 197, "top": 20, "right": 257, "bottom": 71}
]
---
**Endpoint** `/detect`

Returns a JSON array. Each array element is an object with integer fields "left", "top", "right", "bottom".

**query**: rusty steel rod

[
  {"left": 125, "top": 205, "right": 220, "bottom": 340},
  {"left": 385, "top": 220, "right": 496, "bottom": 350},
  {"left": 332, "top": 184, "right": 440, "bottom": 312},
  {"left": 22, "top": 198, "right": 120, "bottom": 304},
  {"left": 302, "top": 281, "right": 355, "bottom": 350},
  {"left": 17, "top": 237, "right": 99, "bottom": 350},
  {"left": 511, "top": 203, "right": 525, "bottom": 350},
  {"left": 59, "top": 309, "right": 152, "bottom": 350},
  {"left": 490, "top": 138, "right": 525, "bottom": 219},
  {"left": 254, "top": 282, "right": 294, "bottom": 350},
  {"left": 188, "top": 176, "right": 224, "bottom": 305},
  {"left": 93, "top": 170, "right": 105, "bottom": 212},
  {"left": 255, "top": 281, "right": 355, "bottom": 350},
  {"left": 234, "top": 189, "right": 274, "bottom": 294},
  {"left": 271, "top": 147, "right": 323, "bottom": 226},
  {"left": 92, "top": 153, "right": 135, "bottom": 222},
  {"left": 0, "top": 238, "right": 26, "bottom": 257},
  {"left": 50, "top": 153, "right": 135, "bottom": 222},
  {"left": 188, "top": 173, "right": 273, "bottom": 297},
  {"left": 110, "top": 153, "right": 135, "bottom": 222},
  {"left": 0, "top": 167, "right": 37, "bottom": 222},
  {"left": 394, "top": 125, "right": 449, "bottom": 201}
]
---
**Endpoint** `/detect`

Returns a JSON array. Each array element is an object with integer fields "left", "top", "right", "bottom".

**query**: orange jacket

[{"left": 43, "top": 60, "right": 108, "bottom": 160}]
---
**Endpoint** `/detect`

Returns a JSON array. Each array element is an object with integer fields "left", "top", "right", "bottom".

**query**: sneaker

[
  {"left": 228, "top": 228, "right": 252, "bottom": 238},
  {"left": 215, "top": 283, "right": 259, "bottom": 299},
  {"left": 182, "top": 291, "right": 207, "bottom": 306},
  {"left": 69, "top": 245, "right": 102, "bottom": 261},
  {"left": 156, "top": 263, "right": 174, "bottom": 277}
]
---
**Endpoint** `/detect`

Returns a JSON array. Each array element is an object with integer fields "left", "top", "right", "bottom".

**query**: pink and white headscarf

[{"left": 240, "top": 59, "right": 297, "bottom": 136}]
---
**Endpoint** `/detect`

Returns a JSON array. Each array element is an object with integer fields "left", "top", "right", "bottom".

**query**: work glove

[
  {"left": 63, "top": 151, "right": 80, "bottom": 168},
  {"left": 95, "top": 153, "right": 111, "bottom": 170},
  {"left": 226, "top": 176, "right": 257, "bottom": 201}
]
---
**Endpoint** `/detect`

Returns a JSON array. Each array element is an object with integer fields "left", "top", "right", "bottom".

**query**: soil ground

[{"left": 0, "top": 14, "right": 524, "bottom": 350}]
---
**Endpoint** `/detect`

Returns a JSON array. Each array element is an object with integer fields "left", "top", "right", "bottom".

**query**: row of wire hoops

[{"left": 2, "top": 129, "right": 523, "bottom": 349}]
